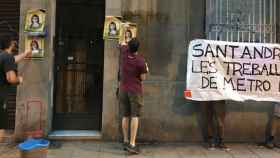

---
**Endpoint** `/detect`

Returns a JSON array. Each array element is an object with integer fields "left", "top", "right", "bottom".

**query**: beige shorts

[{"left": 119, "top": 91, "right": 143, "bottom": 117}]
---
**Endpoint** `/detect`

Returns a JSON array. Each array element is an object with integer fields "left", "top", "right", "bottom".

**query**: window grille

[{"left": 206, "top": 0, "right": 277, "bottom": 43}]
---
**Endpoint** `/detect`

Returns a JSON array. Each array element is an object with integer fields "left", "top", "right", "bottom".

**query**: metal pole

[
  {"left": 253, "top": 0, "right": 256, "bottom": 42},
  {"left": 264, "top": 0, "right": 266, "bottom": 43},
  {"left": 219, "top": 0, "right": 223, "bottom": 40},
  {"left": 227, "top": 0, "right": 229, "bottom": 41},
  {"left": 209, "top": 0, "right": 212, "bottom": 39},
  {"left": 259, "top": 0, "right": 262, "bottom": 42},
  {"left": 270, "top": 0, "right": 273, "bottom": 43},
  {"left": 216, "top": 0, "right": 219, "bottom": 40},
  {"left": 249, "top": 14, "right": 251, "bottom": 42},
  {"left": 274, "top": 0, "right": 276, "bottom": 42}
]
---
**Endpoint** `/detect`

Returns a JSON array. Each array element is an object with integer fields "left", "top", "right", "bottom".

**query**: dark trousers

[
  {"left": 0, "top": 96, "right": 8, "bottom": 129},
  {"left": 202, "top": 101, "right": 226, "bottom": 140},
  {"left": 270, "top": 116, "right": 280, "bottom": 137}
]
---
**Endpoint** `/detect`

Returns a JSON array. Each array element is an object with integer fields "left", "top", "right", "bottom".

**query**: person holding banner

[
  {"left": 264, "top": 103, "right": 280, "bottom": 149},
  {"left": 202, "top": 101, "right": 229, "bottom": 150},
  {"left": 118, "top": 38, "right": 148, "bottom": 154}
]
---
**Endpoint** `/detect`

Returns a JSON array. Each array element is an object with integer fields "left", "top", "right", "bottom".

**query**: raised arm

[{"left": 14, "top": 49, "right": 32, "bottom": 63}]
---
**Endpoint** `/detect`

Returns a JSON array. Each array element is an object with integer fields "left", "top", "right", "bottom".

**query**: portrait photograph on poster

[
  {"left": 119, "top": 22, "right": 137, "bottom": 44},
  {"left": 25, "top": 37, "right": 44, "bottom": 59},
  {"left": 24, "top": 9, "right": 46, "bottom": 36},
  {"left": 103, "top": 16, "right": 122, "bottom": 39}
]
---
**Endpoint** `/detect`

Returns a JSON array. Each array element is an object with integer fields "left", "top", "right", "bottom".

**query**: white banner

[{"left": 185, "top": 39, "right": 280, "bottom": 101}]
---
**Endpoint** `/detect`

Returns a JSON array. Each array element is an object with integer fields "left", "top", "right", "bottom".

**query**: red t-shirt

[{"left": 120, "top": 45, "right": 147, "bottom": 95}]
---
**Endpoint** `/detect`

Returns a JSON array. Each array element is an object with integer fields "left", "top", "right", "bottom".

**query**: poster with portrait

[
  {"left": 25, "top": 37, "right": 44, "bottom": 59},
  {"left": 119, "top": 22, "right": 137, "bottom": 44},
  {"left": 24, "top": 9, "right": 46, "bottom": 36},
  {"left": 103, "top": 16, "right": 122, "bottom": 39}
]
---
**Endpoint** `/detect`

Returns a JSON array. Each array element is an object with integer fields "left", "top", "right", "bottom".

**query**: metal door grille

[
  {"left": 206, "top": 0, "right": 277, "bottom": 43},
  {"left": 54, "top": 0, "right": 104, "bottom": 130}
]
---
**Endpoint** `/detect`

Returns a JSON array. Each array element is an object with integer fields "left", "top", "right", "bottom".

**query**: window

[{"left": 205, "top": 0, "right": 277, "bottom": 43}]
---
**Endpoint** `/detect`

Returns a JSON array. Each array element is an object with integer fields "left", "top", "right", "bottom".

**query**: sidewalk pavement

[{"left": 0, "top": 142, "right": 280, "bottom": 158}]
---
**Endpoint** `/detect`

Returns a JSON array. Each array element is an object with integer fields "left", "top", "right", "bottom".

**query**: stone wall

[
  {"left": 100, "top": 0, "right": 280, "bottom": 142},
  {"left": 13, "top": 0, "right": 280, "bottom": 142}
]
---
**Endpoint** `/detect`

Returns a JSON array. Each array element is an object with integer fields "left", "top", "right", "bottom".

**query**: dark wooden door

[{"left": 53, "top": 0, "right": 105, "bottom": 130}]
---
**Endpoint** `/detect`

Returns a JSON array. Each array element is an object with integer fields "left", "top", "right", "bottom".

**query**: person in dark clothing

[
  {"left": 264, "top": 102, "right": 280, "bottom": 149},
  {"left": 0, "top": 35, "right": 31, "bottom": 129},
  {"left": 119, "top": 38, "right": 148, "bottom": 154},
  {"left": 202, "top": 100, "right": 229, "bottom": 150}
]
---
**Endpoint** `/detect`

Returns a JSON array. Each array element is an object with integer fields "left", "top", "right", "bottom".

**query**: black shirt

[{"left": 0, "top": 50, "right": 17, "bottom": 98}]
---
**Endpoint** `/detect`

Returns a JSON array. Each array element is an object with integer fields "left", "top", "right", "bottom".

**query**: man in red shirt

[{"left": 119, "top": 38, "right": 148, "bottom": 154}]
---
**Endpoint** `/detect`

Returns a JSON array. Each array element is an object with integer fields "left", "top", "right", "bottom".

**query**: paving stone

[
  {"left": 225, "top": 144, "right": 259, "bottom": 158},
  {"left": 176, "top": 144, "right": 206, "bottom": 158},
  {"left": 200, "top": 144, "right": 232, "bottom": 158},
  {"left": 148, "top": 144, "right": 182, "bottom": 158},
  {"left": 247, "top": 144, "right": 280, "bottom": 158},
  {"left": 1, "top": 142, "right": 280, "bottom": 158}
]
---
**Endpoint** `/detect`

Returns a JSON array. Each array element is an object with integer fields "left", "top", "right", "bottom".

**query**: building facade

[{"left": 0, "top": 0, "right": 279, "bottom": 142}]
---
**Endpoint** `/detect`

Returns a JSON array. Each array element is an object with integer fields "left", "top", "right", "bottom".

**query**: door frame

[
  {"left": 52, "top": 0, "right": 105, "bottom": 131},
  {"left": 49, "top": 0, "right": 123, "bottom": 141}
]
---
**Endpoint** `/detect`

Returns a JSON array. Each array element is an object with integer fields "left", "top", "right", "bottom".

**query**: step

[
  {"left": 0, "top": 130, "right": 14, "bottom": 143},
  {"left": 48, "top": 130, "right": 102, "bottom": 141}
]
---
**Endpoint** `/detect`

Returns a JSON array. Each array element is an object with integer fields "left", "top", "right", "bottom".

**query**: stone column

[
  {"left": 15, "top": 0, "right": 55, "bottom": 140},
  {"left": 102, "top": 0, "right": 122, "bottom": 140}
]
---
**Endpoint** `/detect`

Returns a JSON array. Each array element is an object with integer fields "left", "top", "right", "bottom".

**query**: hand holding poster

[
  {"left": 103, "top": 16, "right": 122, "bottom": 39},
  {"left": 103, "top": 16, "right": 138, "bottom": 42},
  {"left": 185, "top": 39, "right": 280, "bottom": 102},
  {"left": 119, "top": 22, "right": 137, "bottom": 44},
  {"left": 25, "top": 37, "right": 44, "bottom": 59}
]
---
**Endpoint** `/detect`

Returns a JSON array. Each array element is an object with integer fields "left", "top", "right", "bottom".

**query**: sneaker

[
  {"left": 123, "top": 142, "right": 129, "bottom": 151},
  {"left": 264, "top": 140, "right": 274, "bottom": 149},
  {"left": 264, "top": 142, "right": 274, "bottom": 149},
  {"left": 216, "top": 142, "right": 230, "bottom": 151},
  {"left": 207, "top": 139, "right": 215, "bottom": 150},
  {"left": 274, "top": 143, "right": 280, "bottom": 149},
  {"left": 126, "top": 144, "right": 140, "bottom": 154}
]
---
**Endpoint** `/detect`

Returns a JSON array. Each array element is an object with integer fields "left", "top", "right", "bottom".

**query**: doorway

[{"left": 53, "top": 0, "right": 105, "bottom": 130}]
